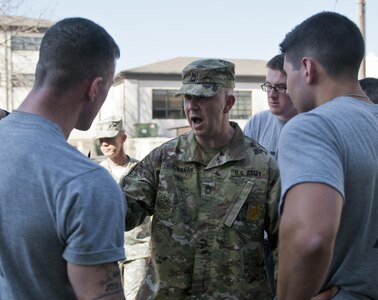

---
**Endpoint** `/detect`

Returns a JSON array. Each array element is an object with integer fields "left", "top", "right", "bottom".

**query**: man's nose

[
  {"left": 268, "top": 88, "right": 278, "bottom": 97},
  {"left": 185, "top": 99, "right": 198, "bottom": 109}
]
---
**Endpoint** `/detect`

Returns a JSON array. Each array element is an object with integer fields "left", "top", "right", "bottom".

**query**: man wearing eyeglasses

[
  {"left": 244, "top": 54, "right": 297, "bottom": 159},
  {"left": 243, "top": 54, "right": 296, "bottom": 296}
]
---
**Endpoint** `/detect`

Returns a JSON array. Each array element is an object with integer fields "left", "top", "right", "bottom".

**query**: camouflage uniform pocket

[{"left": 223, "top": 180, "right": 265, "bottom": 242}]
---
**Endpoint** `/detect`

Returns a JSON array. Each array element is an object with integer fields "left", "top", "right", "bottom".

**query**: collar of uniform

[
  {"left": 180, "top": 122, "right": 247, "bottom": 165},
  {"left": 180, "top": 131, "right": 204, "bottom": 163}
]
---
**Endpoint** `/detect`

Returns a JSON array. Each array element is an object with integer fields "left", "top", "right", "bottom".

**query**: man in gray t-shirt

[
  {"left": 244, "top": 54, "right": 297, "bottom": 296},
  {"left": 244, "top": 54, "right": 297, "bottom": 159},
  {"left": 278, "top": 12, "right": 378, "bottom": 300},
  {"left": 0, "top": 18, "right": 126, "bottom": 299}
]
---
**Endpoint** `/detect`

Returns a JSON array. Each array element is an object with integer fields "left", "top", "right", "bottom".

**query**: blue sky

[{"left": 17, "top": 0, "right": 378, "bottom": 73}]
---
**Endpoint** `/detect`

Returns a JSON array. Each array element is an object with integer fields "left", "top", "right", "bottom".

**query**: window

[
  {"left": 11, "top": 73, "right": 35, "bottom": 87},
  {"left": 152, "top": 89, "right": 252, "bottom": 120},
  {"left": 152, "top": 89, "right": 184, "bottom": 119},
  {"left": 230, "top": 90, "right": 252, "bottom": 119},
  {"left": 11, "top": 36, "right": 42, "bottom": 51}
]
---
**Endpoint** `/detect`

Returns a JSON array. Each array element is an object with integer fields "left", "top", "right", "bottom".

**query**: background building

[
  {"left": 102, "top": 57, "right": 269, "bottom": 136},
  {"left": 0, "top": 15, "right": 51, "bottom": 111},
  {"left": 94, "top": 57, "right": 269, "bottom": 159},
  {"left": 2, "top": 15, "right": 377, "bottom": 160}
]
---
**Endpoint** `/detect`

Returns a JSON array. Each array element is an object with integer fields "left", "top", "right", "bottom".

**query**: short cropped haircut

[
  {"left": 360, "top": 77, "right": 378, "bottom": 104},
  {"left": 35, "top": 17, "right": 120, "bottom": 91},
  {"left": 279, "top": 11, "right": 364, "bottom": 79},
  {"left": 266, "top": 54, "right": 284, "bottom": 72}
]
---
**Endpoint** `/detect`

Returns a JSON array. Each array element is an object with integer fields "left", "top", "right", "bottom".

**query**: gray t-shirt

[
  {"left": 278, "top": 97, "right": 378, "bottom": 299},
  {"left": 0, "top": 111, "right": 126, "bottom": 299},
  {"left": 244, "top": 110, "right": 287, "bottom": 159}
]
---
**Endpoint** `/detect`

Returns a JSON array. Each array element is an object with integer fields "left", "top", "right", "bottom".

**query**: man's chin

[{"left": 271, "top": 110, "right": 285, "bottom": 117}]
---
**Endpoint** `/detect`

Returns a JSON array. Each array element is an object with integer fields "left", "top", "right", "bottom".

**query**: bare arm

[
  {"left": 68, "top": 262, "right": 125, "bottom": 300},
  {"left": 312, "top": 286, "right": 339, "bottom": 300},
  {"left": 277, "top": 183, "right": 343, "bottom": 300}
]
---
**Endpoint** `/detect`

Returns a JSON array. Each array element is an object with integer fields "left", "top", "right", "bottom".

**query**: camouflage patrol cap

[
  {"left": 95, "top": 116, "right": 124, "bottom": 139},
  {"left": 174, "top": 58, "right": 235, "bottom": 97}
]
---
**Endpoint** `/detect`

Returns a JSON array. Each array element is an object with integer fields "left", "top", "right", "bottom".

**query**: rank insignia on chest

[
  {"left": 157, "top": 194, "right": 172, "bottom": 210},
  {"left": 246, "top": 205, "right": 261, "bottom": 221}
]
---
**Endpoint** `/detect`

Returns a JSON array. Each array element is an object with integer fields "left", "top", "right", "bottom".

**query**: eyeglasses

[{"left": 261, "top": 83, "right": 287, "bottom": 94}]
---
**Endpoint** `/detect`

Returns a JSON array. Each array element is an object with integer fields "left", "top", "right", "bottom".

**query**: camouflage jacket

[
  {"left": 122, "top": 122, "right": 280, "bottom": 299},
  {"left": 101, "top": 156, "right": 151, "bottom": 261}
]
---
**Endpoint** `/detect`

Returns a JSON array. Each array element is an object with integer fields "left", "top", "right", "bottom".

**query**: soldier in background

[
  {"left": 95, "top": 116, "right": 151, "bottom": 300},
  {"left": 95, "top": 116, "right": 139, "bottom": 181},
  {"left": 121, "top": 58, "right": 280, "bottom": 299}
]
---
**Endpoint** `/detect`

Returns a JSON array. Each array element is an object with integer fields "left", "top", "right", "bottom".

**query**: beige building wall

[
  {"left": 0, "top": 31, "right": 42, "bottom": 111},
  {"left": 366, "top": 53, "right": 378, "bottom": 77}
]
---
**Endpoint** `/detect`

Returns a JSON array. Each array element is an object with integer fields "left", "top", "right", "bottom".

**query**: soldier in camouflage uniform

[
  {"left": 95, "top": 116, "right": 139, "bottom": 181},
  {"left": 121, "top": 58, "right": 280, "bottom": 299},
  {"left": 96, "top": 116, "right": 151, "bottom": 300}
]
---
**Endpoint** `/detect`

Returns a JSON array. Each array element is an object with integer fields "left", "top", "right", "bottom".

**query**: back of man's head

[
  {"left": 280, "top": 11, "right": 364, "bottom": 80},
  {"left": 266, "top": 54, "right": 284, "bottom": 72},
  {"left": 360, "top": 77, "right": 378, "bottom": 104},
  {"left": 35, "top": 17, "right": 120, "bottom": 92}
]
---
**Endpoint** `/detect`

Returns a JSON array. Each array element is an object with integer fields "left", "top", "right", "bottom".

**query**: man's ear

[
  {"left": 88, "top": 77, "right": 103, "bottom": 102},
  {"left": 302, "top": 57, "right": 316, "bottom": 84},
  {"left": 224, "top": 95, "right": 235, "bottom": 113}
]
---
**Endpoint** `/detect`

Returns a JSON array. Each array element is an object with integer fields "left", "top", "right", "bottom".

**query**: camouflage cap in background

[
  {"left": 95, "top": 116, "right": 124, "bottom": 139},
  {"left": 174, "top": 58, "right": 235, "bottom": 97}
]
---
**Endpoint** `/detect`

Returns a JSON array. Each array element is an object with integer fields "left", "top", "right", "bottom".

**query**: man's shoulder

[
  {"left": 99, "top": 159, "right": 107, "bottom": 167},
  {"left": 240, "top": 135, "right": 276, "bottom": 165},
  {"left": 128, "top": 156, "right": 139, "bottom": 164},
  {"left": 244, "top": 110, "right": 274, "bottom": 132},
  {"left": 246, "top": 110, "right": 271, "bottom": 122},
  {"left": 148, "top": 134, "right": 190, "bottom": 155}
]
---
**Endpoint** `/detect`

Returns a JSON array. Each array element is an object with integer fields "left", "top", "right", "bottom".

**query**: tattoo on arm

[{"left": 92, "top": 262, "right": 124, "bottom": 299}]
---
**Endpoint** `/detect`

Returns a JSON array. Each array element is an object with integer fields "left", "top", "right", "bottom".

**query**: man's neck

[
  {"left": 108, "top": 153, "right": 128, "bottom": 166},
  {"left": 276, "top": 108, "right": 298, "bottom": 122},
  {"left": 316, "top": 77, "right": 368, "bottom": 107},
  {"left": 196, "top": 123, "right": 235, "bottom": 150},
  {"left": 18, "top": 86, "right": 84, "bottom": 139}
]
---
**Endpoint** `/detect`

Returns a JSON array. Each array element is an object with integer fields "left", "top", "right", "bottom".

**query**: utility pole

[{"left": 357, "top": 0, "right": 366, "bottom": 79}]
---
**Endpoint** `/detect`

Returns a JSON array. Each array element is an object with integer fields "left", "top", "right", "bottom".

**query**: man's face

[
  {"left": 265, "top": 69, "right": 297, "bottom": 120},
  {"left": 92, "top": 62, "right": 117, "bottom": 119},
  {"left": 99, "top": 133, "right": 125, "bottom": 158},
  {"left": 183, "top": 89, "right": 230, "bottom": 142},
  {"left": 283, "top": 57, "right": 314, "bottom": 113},
  {"left": 76, "top": 61, "right": 117, "bottom": 131}
]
